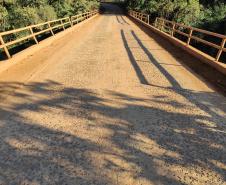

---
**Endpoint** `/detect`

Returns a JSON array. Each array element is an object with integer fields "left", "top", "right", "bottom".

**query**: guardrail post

[
  {"left": 69, "top": 17, "right": 73, "bottom": 27},
  {"left": 187, "top": 28, "right": 193, "bottom": 45},
  {"left": 215, "top": 38, "right": 226, "bottom": 62},
  {"left": 154, "top": 18, "right": 157, "bottom": 27},
  {"left": 0, "top": 35, "right": 11, "bottom": 59},
  {"left": 147, "top": 15, "right": 150, "bottom": 24},
  {"left": 29, "top": 26, "right": 38, "bottom": 44},
  {"left": 61, "top": 20, "right": 65, "bottom": 30},
  {"left": 171, "top": 22, "right": 175, "bottom": 36},
  {"left": 76, "top": 15, "right": 79, "bottom": 24},
  {"left": 48, "top": 22, "right": 55, "bottom": 36},
  {"left": 160, "top": 19, "right": 164, "bottom": 31}
]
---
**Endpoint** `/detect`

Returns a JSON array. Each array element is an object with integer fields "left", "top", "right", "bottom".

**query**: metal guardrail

[
  {"left": 0, "top": 10, "right": 98, "bottom": 59},
  {"left": 128, "top": 10, "right": 226, "bottom": 63}
]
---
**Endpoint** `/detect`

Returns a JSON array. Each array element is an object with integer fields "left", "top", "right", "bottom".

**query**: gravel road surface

[{"left": 0, "top": 3, "right": 225, "bottom": 185}]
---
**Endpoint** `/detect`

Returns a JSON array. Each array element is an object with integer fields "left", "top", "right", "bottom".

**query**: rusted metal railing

[
  {"left": 0, "top": 10, "right": 98, "bottom": 59},
  {"left": 128, "top": 10, "right": 226, "bottom": 64}
]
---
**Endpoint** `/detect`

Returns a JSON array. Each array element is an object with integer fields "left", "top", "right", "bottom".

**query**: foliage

[
  {"left": 125, "top": 0, "right": 226, "bottom": 34},
  {"left": 0, "top": 0, "right": 100, "bottom": 31}
]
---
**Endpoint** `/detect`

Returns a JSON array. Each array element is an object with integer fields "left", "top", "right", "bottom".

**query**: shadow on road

[
  {"left": 0, "top": 79, "right": 225, "bottom": 184},
  {"left": 0, "top": 3, "right": 225, "bottom": 185},
  {"left": 120, "top": 28, "right": 226, "bottom": 183},
  {"left": 121, "top": 30, "right": 149, "bottom": 85},
  {"left": 127, "top": 16, "right": 226, "bottom": 95}
]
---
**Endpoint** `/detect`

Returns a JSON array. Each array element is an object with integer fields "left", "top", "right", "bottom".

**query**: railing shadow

[
  {"left": 129, "top": 29, "right": 226, "bottom": 119},
  {"left": 116, "top": 16, "right": 123, "bottom": 24},
  {"left": 120, "top": 28, "right": 226, "bottom": 182},
  {"left": 121, "top": 30, "right": 149, "bottom": 85},
  {"left": 127, "top": 16, "right": 226, "bottom": 95},
  {"left": 120, "top": 16, "right": 130, "bottom": 25}
]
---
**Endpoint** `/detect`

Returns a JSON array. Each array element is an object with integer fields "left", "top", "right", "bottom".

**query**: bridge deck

[{"left": 0, "top": 3, "right": 225, "bottom": 185}]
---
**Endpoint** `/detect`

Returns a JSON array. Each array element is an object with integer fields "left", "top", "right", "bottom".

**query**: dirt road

[{"left": 0, "top": 3, "right": 225, "bottom": 185}]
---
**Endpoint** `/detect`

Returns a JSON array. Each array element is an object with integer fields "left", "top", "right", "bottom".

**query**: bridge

[{"left": 0, "top": 3, "right": 226, "bottom": 185}]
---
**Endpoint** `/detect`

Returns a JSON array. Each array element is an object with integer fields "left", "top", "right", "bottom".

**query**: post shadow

[
  {"left": 126, "top": 16, "right": 226, "bottom": 95},
  {"left": 116, "top": 15, "right": 123, "bottom": 24},
  {"left": 120, "top": 16, "right": 130, "bottom": 25},
  {"left": 130, "top": 29, "right": 226, "bottom": 123},
  {"left": 121, "top": 29, "right": 149, "bottom": 85},
  {"left": 131, "top": 30, "right": 182, "bottom": 89}
]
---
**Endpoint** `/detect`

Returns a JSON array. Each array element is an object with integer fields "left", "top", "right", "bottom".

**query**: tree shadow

[
  {"left": 0, "top": 81, "right": 112, "bottom": 184},
  {"left": 0, "top": 4, "right": 225, "bottom": 183},
  {"left": 119, "top": 28, "right": 226, "bottom": 183},
  {"left": 0, "top": 79, "right": 225, "bottom": 184}
]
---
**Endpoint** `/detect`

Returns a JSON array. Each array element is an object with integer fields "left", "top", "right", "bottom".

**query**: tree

[
  {"left": 0, "top": 0, "right": 100, "bottom": 31},
  {"left": 125, "top": 0, "right": 226, "bottom": 33}
]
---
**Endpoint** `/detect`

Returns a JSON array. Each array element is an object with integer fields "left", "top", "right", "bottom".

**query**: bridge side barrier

[
  {"left": 0, "top": 10, "right": 98, "bottom": 59},
  {"left": 128, "top": 10, "right": 226, "bottom": 66}
]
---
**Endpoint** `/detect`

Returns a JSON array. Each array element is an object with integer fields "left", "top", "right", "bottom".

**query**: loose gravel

[{"left": 0, "top": 3, "right": 225, "bottom": 185}]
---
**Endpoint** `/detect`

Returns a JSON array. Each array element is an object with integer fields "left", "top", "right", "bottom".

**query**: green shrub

[
  {"left": 125, "top": 0, "right": 226, "bottom": 33},
  {"left": 1, "top": 0, "right": 100, "bottom": 31}
]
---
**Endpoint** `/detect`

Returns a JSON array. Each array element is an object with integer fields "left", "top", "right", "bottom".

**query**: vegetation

[
  {"left": 125, "top": 0, "right": 226, "bottom": 34},
  {"left": 0, "top": 0, "right": 99, "bottom": 32}
]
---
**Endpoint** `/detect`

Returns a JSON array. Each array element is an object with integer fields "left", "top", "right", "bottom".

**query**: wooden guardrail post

[
  {"left": 48, "top": 21, "right": 55, "bottom": 36},
  {"left": 0, "top": 35, "right": 11, "bottom": 59},
  {"left": 216, "top": 38, "right": 226, "bottom": 62},
  {"left": 29, "top": 26, "right": 38, "bottom": 44},
  {"left": 147, "top": 15, "right": 150, "bottom": 24},
  {"left": 187, "top": 28, "right": 193, "bottom": 45}
]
